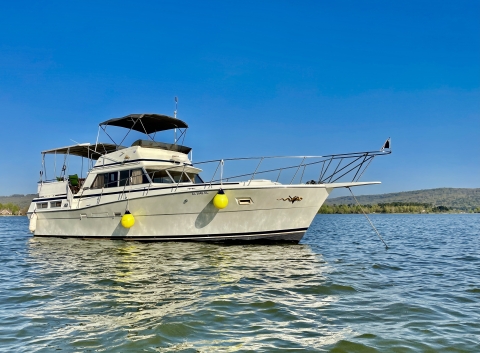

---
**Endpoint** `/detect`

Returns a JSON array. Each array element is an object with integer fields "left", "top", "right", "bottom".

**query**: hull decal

[{"left": 277, "top": 196, "right": 303, "bottom": 203}]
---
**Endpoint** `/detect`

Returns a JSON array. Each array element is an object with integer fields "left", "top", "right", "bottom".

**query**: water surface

[{"left": 0, "top": 214, "right": 479, "bottom": 352}]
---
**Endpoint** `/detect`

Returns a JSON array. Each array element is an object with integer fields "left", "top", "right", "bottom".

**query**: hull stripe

[
  {"left": 92, "top": 159, "right": 193, "bottom": 169},
  {"left": 34, "top": 227, "right": 308, "bottom": 240}
]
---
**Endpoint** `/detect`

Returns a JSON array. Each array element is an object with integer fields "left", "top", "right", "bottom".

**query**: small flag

[{"left": 381, "top": 138, "right": 391, "bottom": 150}]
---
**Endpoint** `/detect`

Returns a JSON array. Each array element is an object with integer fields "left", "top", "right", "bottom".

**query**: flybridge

[
  {"left": 40, "top": 113, "right": 190, "bottom": 159},
  {"left": 38, "top": 112, "right": 192, "bottom": 185}
]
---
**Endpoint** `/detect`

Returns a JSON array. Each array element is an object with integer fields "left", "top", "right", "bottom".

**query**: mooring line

[{"left": 347, "top": 187, "right": 389, "bottom": 249}]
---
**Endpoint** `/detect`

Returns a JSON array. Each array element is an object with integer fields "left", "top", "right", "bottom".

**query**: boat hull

[{"left": 29, "top": 185, "right": 331, "bottom": 243}]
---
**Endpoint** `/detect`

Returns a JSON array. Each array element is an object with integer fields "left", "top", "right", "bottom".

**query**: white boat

[{"left": 27, "top": 113, "right": 391, "bottom": 242}]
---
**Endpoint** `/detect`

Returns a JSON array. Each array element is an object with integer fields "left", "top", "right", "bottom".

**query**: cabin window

[
  {"left": 131, "top": 169, "right": 144, "bottom": 185},
  {"left": 91, "top": 174, "right": 105, "bottom": 189},
  {"left": 120, "top": 168, "right": 148, "bottom": 185},
  {"left": 169, "top": 171, "right": 192, "bottom": 183},
  {"left": 37, "top": 202, "right": 48, "bottom": 209},
  {"left": 50, "top": 201, "right": 62, "bottom": 208},
  {"left": 145, "top": 169, "right": 174, "bottom": 183},
  {"left": 188, "top": 173, "right": 204, "bottom": 184},
  {"left": 144, "top": 169, "right": 196, "bottom": 184},
  {"left": 91, "top": 168, "right": 148, "bottom": 189},
  {"left": 119, "top": 170, "right": 130, "bottom": 186},
  {"left": 91, "top": 172, "right": 118, "bottom": 188},
  {"left": 105, "top": 172, "right": 118, "bottom": 188}
]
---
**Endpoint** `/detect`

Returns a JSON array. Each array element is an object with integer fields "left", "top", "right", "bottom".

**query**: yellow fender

[
  {"left": 121, "top": 210, "right": 135, "bottom": 228},
  {"left": 213, "top": 189, "right": 228, "bottom": 209}
]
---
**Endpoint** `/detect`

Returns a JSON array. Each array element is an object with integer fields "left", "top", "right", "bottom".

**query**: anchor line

[{"left": 347, "top": 187, "right": 389, "bottom": 249}]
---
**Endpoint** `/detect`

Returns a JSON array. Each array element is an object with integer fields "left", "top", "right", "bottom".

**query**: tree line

[
  {"left": 318, "top": 202, "right": 479, "bottom": 214},
  {"left": 0, "top": 203, "right": 22, "bottom": 215}
]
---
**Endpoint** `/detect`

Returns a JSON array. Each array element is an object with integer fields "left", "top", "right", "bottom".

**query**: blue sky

[{"left": 1, "top": 0, "right": 479, "bottom": 196}]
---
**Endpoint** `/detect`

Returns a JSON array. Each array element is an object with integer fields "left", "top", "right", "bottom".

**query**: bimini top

[
  {"left": 41, "top": 143, "right": 123, "bottom": 160},
  {"left": 99, "top": 113, "right": 188, "bottom": 134}
]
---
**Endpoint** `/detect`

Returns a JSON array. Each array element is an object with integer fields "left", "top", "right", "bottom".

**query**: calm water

[{"left": 0, "top": 215, "right": 479, "bottom": 352}]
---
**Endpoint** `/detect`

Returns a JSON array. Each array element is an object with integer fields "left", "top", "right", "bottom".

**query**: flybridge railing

[{"left": 193, "top": 148, "right": 391, "bottom": 186}]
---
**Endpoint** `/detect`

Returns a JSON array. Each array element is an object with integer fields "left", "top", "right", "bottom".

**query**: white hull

[{"left": 29, "top": 184, "right": 332, "bottom": 243}]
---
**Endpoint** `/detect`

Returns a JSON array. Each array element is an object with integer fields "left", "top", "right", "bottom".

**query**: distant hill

[
  {"left": 326, "top": 188, "right": 480, "bottom": 211},
  {"left": 0, "top": 194, "right": 37, "bottom": 209}
]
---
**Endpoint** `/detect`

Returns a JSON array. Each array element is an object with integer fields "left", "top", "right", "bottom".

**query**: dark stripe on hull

[{"left": 34, "top": 228, "right": 307, "bottom": 243}]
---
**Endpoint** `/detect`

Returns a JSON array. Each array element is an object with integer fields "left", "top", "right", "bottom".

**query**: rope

[{"left": 347, "top": 187, "right": 389, "bottom": 249}]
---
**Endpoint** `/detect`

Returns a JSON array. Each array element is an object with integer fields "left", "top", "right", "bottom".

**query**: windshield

[{"left": 145, "top": 169, "right": 203, "bottom": 184}]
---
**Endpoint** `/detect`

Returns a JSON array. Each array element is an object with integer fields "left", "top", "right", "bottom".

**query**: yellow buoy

[
  {"left": 121, "top": 210, "right": 135, "bottom": 228},
  {"left": 213, "top": 189, "right": 228, "bottom": 209}
]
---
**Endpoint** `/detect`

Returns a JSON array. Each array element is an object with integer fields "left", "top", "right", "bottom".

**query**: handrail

[
  {"left": 174, "top": 164, "right": 187, "bottom": 192},
  {"left": 39, "top": 147, "right": 391, "bottom": 206},
  {"left": 208, "top": 161, "right": 222, "bottom": 189},
  {"left": 290, "top": 157, "right": 306, "bottom": 184},
  {"left": 192, "top": 149, "right": 390, "bottom": 165},
  {"left": 97, "top": 186, "right": 105, "bottom": 205},
  {"left": 247, "top": 157, "right": 264, "bottom": 186},
  {"left": 201, "top": 149, "right": 391, "bottom": 184}
]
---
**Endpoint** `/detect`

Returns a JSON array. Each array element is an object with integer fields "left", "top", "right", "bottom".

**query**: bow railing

[{"left": 193, "top": 148, "right": 391, "bottom": 186}]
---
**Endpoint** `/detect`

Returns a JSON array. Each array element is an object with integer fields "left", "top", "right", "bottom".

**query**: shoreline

[{"left": 317, "top": 212, "right": 479, "bottom": 215}]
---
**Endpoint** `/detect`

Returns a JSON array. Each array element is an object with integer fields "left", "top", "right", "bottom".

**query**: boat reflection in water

[{"left": 24, "top": 237, "right": 353, "bottom": 351}]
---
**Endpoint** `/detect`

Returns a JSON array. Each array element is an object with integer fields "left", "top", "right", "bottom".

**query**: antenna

[
  {"left": 174, "top": 96, "right": 178, "bottom": 144},
  {"left": 174, "top": 96, "right": 178, "bottom": 119}
]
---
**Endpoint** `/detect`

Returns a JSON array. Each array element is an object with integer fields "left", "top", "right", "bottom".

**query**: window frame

[
  {"left": 90, "top": 168, "right": 149, "bottom": 189},
  {"left": 50, "top": 201, "right": 62, "bottom": 208}
]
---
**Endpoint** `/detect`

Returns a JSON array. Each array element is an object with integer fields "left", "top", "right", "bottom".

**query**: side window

[
  {"left": 119, "top": 170, "right": 130, "bottom": 187},
  {"left": 142, "top": 171, "right": 150, "bottom": 184},
  {"left": 93, "top": 169, "right": 148, "bottom": 188},
  {"left": 105, "top": 172, "right": 118, "bottom": 188},
  {"left": 50, "top": 201, "right": 62, "bottom": 208},
  {"left": 91, "top": 174, "right": 105, "bottom": 189},
  {"left": 131, "top": 169, "right": 144, "bottom": 185},
  {"left": 91, "top": 172, "right": 120, "bottom": 189},
  {"left": 186, "top": 173, "right": 203, "bottom": 184},
  {"left": 37, "top": 202, "right": 48, "bottom": 209},
  {"left": 194, "top": 174, "right": 204, "bottom": 184}
]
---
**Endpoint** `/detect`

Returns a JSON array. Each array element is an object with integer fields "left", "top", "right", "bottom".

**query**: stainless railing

[
  {"left": 193, "top": 148, "right": 391, "bottom": 186},
  {"left": 68, "top": 147, "right": 391, "bottom": 206}
]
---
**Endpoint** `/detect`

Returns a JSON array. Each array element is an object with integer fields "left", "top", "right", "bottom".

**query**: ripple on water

[{"left": 0, "top": 215, "right": 480, "bottom": 352}]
